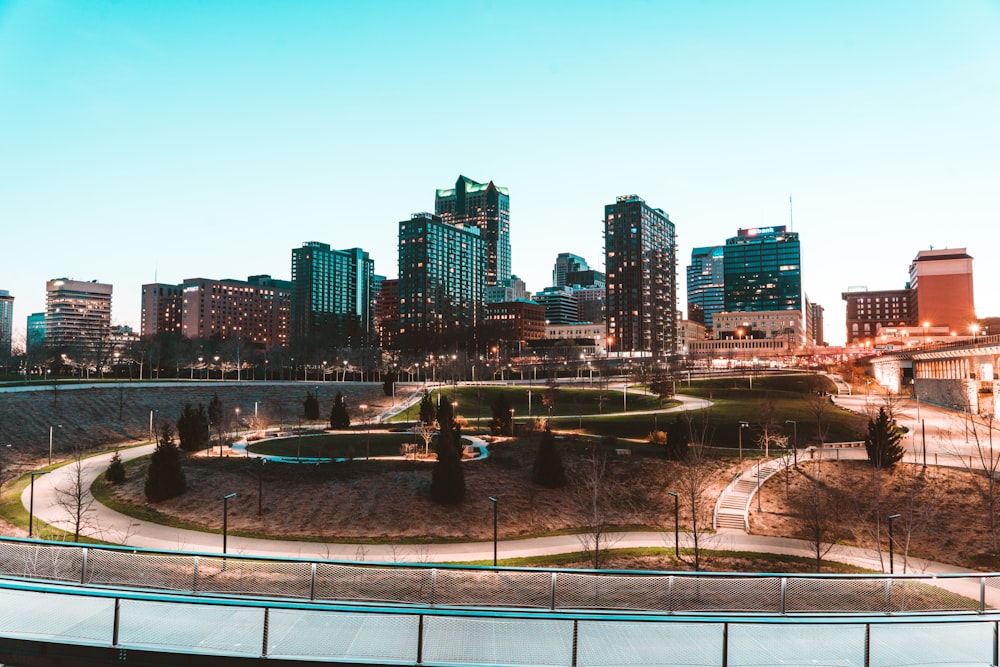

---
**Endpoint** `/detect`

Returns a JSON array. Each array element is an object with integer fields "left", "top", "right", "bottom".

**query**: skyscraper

[
  {"left": 0, "top": 290, "right": 13, "bottom": 359},
  {"left": 141, "top": 283, "right": 183, "bottom": 337},
  {"left": 180, "top": 276, "right": 292, "bottom": 349},
  {"left": 686, "top": 246, "right": 725, "bottom": 330},
  {"left": 604, "top": 195, "right": 677, "bottom": 358},
  {"left": 435, "top": 175, "right": 510, "bottom": 286},
  {"left": 397, "top": 212, "right": 484, "bottom": 348},
  {"left": 908, "top": 248, "right": 975, "bottom": 331},
  {"left": 291, "top": 242, "right": 374, "bottom": 349},
  {"left": 45, "top": 279, "right": 113, "bottom": 355},
  {"left": 26, "top": 312, "right": 45, "bottom": 351},
  {"left": 723, "top": 226, "right": 802, "bottom": 314},
  {"left": 552, "top": 253, "right": 589, "bottom": 288}
]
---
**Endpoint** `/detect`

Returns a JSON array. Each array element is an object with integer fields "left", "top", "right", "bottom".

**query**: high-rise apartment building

[
  {"left": 141, "top": 283, "right": 183, "bottom": 337},
  {"left": 0, "top": 290, "right": 13, "bottom": 358},
  {"left": 377, "top": 278, "right": 399, "bottom": 350},
  {"left": 435, "top": 175, "right": 510, "bottom": 286},
  {"left": 291, "top": 242, "right": 374, "bottom": 349},
  {"left": 534, "top": 286, "right": 579, "bottom": 325},
  {"left": 908, "top": 248, "right": 975, "bottom": 331},
  {"left": 604, "top": 195, "right": 677, "bottom": 358},
  {"left": 723, "top": 226, "right": 802, "bottom": 314},
  {"left": 552, "top": 253, "right": 589, "bottom": 288},
  {"left": 181, "top": 275, "right": 291, "bottom": 349},
  {"left": 26, "top": 312, "right": 45, "bottom": 351},
  {"left": 45, "top": 279, "right": 113, "bottom": 354},
  {"left": 397, "top": 213, "right": 484, "bottom": 347},
  {"left": 687, "top": 246, "right": 725, "bottom": 330}
]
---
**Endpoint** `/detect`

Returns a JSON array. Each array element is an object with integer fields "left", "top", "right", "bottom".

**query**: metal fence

[
  {"left": 0, "top": 537, "right": 996, "bottom": 615},
  {"left": 1, "top": 577, "right": 999, "bottom": 666}
]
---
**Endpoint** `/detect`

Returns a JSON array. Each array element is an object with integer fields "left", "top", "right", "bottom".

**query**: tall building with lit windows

[
  {"left": 686, "top": 246, "right": 725, "bottom": 330},
  {"left": 0, "top": 290, "right": 13, "bottom": 358},
  {"left": 141, "top": 283, "right": 183, "bottom": 337},
  {"left": 180, "top": 275, "right": 291, "bottom": 349},
  {"left": 397, "top": 212, "right": 485, "bottom": 348},
  {"left": 604, "top": 195, "right": 677, "bottom": 358},
  {"left": 723, "top": 226, "right": 802, "bottom": 314},
  {"left": 45, "top": 279, "right": 113, "bottom": 353},
  {"left": 435, "top": 175, "right": 509, "bottom": 287},
  {"left": 290, "top": 242, "right": 374, "bottom": 349}
]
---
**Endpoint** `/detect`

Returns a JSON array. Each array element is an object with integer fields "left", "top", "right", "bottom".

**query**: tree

[
  {"left": 542, "top": 380, "right": 559, "bottom": 417},
  {"left": 430, "top": 395, "right": 465, "bottom": 504},
  {"left": 792, "top": 466, "right": 839, "bottom": 572},
  {"left": 207, "top": 393, "right": 230, "bottom": 455},
  {"left": 383, "top": 371, "right": 397, "bottom": 397},
  {"left": 648, "top": 374, "right": 675, "bottom": 407},
  {"left": 574, "top": 443, "right": 620, "bottom": 569},
  {"left": 676, "top": 443, "right": 718, "bottom": 571},
  {"left": 176, "top": 403, "right": 210, "bottom": 452},
  {"left": 864, "top": 407, "right": 905, "bottom": 469},
  {"left": 304, "top": 392, "right": 320, "bottom": 420},
  {"left": 754, "top": 396, "right": 784, "bottom": 457},
  {"left": 533, "top": 427, "right": 566, "bottom": 488},
  {"left": 144, "top": 423, "right": 187, "bottom": 502},
  {"left": 329, "top": 392, "right": 351, "bottom": 429},
  {"left": 414, "top": 420, "right": 435, "bottom": 458},
  {"left": 489, "top": 393, "right": 513, "bottom": 435},
  {"left": 419, "top": 391, "right": 436, "bottom": 426},
  {"left": 106, "top": 449, "right": 126, "bottom": 484},
  {"left": 56, "top": 449, "right": 96, "bottom": 542}
]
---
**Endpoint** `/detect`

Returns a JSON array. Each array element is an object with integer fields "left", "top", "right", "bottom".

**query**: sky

[{"left": 1, "top": 0, "right": 998, "bottom": 347}]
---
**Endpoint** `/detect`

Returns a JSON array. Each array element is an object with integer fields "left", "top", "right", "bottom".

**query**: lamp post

[
  {"left": 222, "top": 493, "right": 236, "bottom": 555},
  {"left": 359, "top": 404, "right": 369, "bottom": 460},
  {"left": 971, "top": 323, "right": 980, "bottom": 347},
  {"left": 29, "top": 471, "right": 48, "bottom": 537},
  {"left": 48, "top": 424, "right": 62, "bottom": 465},
  {"left": 922, "top": 321, "right": 930, "bottom": 345},
  {"left": 888, "top": 513, "right": 901, "bottom": 574},
  {"left": 756, "top": 459, "right": 762, "bottom": 511},
  {"left": 258, "top": 459, "right": 265, "bottom": 517},
  {"left": 738, "top": 421, "right": 749, "bottom": 462},
  {"left": 488, "top": 496, "right": 498, "bottom": 566},
  {"left": 234, "top": 408, "right": 241, "bottom": 445},
  {"left": 508, "top": 408, "right": 514, "bottom": 437},
  {"left": 667, "top": 491, "right": 679, "bottom": 558},
  {"left": 785, "top": 419, "right": 797, "bottom": 466},
  {"left": 214, "top": 355, "right": 220, "bottom": 380}
]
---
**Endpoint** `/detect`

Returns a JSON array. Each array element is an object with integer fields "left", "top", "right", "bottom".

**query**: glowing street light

[
  {"left": 488, "top": 496, "right": 498, "bottom": 566},
  {"left": 222, "top": 493, "right": 237, "bottom": 555},
  {"left": 738, "top": 421, "right": 750, "bottom": 462},
  {"left": 48, "top": 424, "right": 62, "bottom": 465}
]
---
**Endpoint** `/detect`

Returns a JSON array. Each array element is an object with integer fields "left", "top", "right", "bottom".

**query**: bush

[
  {"left": 430, "top": 396, "right": 465, "bottom": 504},
  {"left": 177, "top": 403, "right": 209, "bottom": 452},
  {"left": 144, "top": 423, "right": 186, "bottom": 502},
  {"left": 304, "top": 392, "right": 320, "bottom": 420},
  {"left": 106, "top": 450, "right": 126, "bottom": 484},
  {"left": 330, "top": 392, "right": 351, "bottom": 429},
  {"left": 533, "top": 428, "right": 566, "bottom": 488}
]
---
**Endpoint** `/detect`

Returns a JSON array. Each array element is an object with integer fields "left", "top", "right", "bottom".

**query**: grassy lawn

[{"left": 248, "top": 432, "right": 424, "bottom": 458}]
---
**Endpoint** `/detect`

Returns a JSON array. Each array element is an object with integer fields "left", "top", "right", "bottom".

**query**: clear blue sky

[{"left": 2, "top": 0, "right": 998, "bottom": 346}]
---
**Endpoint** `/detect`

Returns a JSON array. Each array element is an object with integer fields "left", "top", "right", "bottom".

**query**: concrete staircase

[{"left": 714, "top": 458, "right": 788, "bottom": 532}]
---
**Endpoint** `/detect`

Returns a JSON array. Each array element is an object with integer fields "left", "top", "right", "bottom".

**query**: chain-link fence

[{"left": 0, "top": 537, "right": 992, "bottom": 614}]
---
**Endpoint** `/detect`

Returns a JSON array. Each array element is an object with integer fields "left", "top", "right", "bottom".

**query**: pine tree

[
  {"left": 176, "top": 402, "right": 209, "bottom": 452},
  {"left": 304, "top": 392, "right": 320, "bottom": 420},
  {"left": 330, "top": 392, "right": 351, "bottom": 429},
  {"left": 490, "top": 393, "right": 513, "bottom": 435},
  {"left": 532, "top": 427, "right": 566, "bottom": 488},
  {"left": 419, "top": 391, "right": 435, "bottom": 425},
  {"left": 383, "top": 371, "right": 397, "bottom": 397},
  {"left": 106, "top": 450, "right": 126, "bottom": 484},
  {"left": 430, "top": 395, "right": 465, "bottom": 504},
  {"left": 144, "top": 423, "right": 187, "bottom": 502},
  {"left": 864, "top": 406, "right": 905, "bottom": 469}
]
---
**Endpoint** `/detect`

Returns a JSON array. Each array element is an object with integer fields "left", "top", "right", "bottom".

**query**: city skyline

[{"left": 2, "top": 1, "right": 998, "bottom": 346}]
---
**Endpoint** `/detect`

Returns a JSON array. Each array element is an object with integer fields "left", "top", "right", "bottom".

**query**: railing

[
  {"left": 2, "top": 537, "right": 999, "bottom": 616},
  {"left": 1, "top": 576, "right": 999, "bottom": 666}
]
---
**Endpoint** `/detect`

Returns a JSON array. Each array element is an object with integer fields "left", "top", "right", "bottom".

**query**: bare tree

[
  {"left": 754, "top": 396, "right": 784, "bottom": 457},
  {"left": 956, "top": 411, "right": 1000, "bottom": 552},
  {"left": 414, "top": 421, "right": 435, "bottom": 458},
  {"left": 791, "top": 465, "right": 840, "bottom": 572},
  {"left": 675, "top": 443, "right": 718, "bottom": 571},
  {"left": 574, "top": 443, "right": 620, "bottom": 569},
  {"left": 55, "top": 449, "right": 96, "bottom": 542}
]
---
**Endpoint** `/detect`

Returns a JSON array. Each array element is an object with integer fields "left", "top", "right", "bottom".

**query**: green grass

[{"left": 248, "top": 432, "right": 423, "bottom": 458}]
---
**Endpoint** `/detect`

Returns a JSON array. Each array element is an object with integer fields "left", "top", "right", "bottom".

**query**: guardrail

[
  {"left": 1, "top": 576, "right": 999, "bottom": 666},
  {"left": 2, "top": 537, "right": 999, "bottom": 616}
]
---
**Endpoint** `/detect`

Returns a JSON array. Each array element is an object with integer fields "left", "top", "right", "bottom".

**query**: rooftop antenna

[{"left": 789, "top": 195, "right": 793, "bottom": 231}]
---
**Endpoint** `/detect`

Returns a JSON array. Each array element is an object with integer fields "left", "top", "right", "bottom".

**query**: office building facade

[
  {"left": 723, "top": 226, "right": 801, "bottom": 314},
  {"left": 181, "top": 275, "right": 291, "bottom": 349},
  {"left": 45, "top": 279, "right": 113, "bottom": 354},
  {"left": 291, "top": 242, "right": 374, "bottom": 349},
  {"left": 26, "top": 312, "right": 45, "bottom": 351},
  {"left": 552, "top": 253, "right": 589, "bottom": 288},
  {"left": 687, "top": 246, "right": 725, "bottom": 330},
  {"left": 435, "top": 175, "right": 510, "bottom": 286},
  {"left": 908, "top": 248, "right": 975, "bottom": 331},
  {"left": 0, "top": 290, "right": 12, "bottom": 358},
  {"left": 604, "top": 195, "right": 677, "bottom": 358},
  {"left": 397, "top": 213, "right": 485, "bottom": 347},
  {"left": 842, "top": 287, "right": 912, "bottom": 345},
  {"left": 141, "top": 283, "right": 183, "bottom": 337}
]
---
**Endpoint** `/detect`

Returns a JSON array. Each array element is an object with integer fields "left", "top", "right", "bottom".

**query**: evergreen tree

[
  {"left": 304, "top": 392, "right": 320, "bottom": 420},
  {"left": 383, "top": 371, "right": 397, "bottom": 397},
  {"left": 176, "top": 402, "right": 210, "bottom": 452},
  {"left": 864, "top": 406, "right": 905, "bottom": 469},
  {"left": 532, "top": 427, "right": 566, "bottom": 488},
  {"left": 144, "top": 423, "right": 187, "bottom": 502},
  {"left": 106, "top": 449, "right": 126, "bottom": 484},
  {"left": 208, "top": 393, "right": 223, "bottom": 428},
  {"left": 430, "top": 395, "right": 465, "bottom": 504},
  {"left": 419, "top": 391, "right": 435, "bottom": 425},
  {"left": 663, "top": 417, "right": 689, "bottom": 460},
  {"left": 330, "top": 391, "right": 351, "bottom": 429},
  {"left": 489, "top": 393, "right": 513, "bottom": 435}
]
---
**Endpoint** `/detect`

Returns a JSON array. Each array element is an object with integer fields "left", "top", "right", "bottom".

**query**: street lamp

[
  {"left": 971, "top": 323, "right": 980, "bottom": 346},
  {"left": 785, "top": 419, "right": 798, "bottom": 466},
  {"left": 48, "top": 424, "right": 62, "bottom": 465},
  {"left": 359, "top": 404, "right": 369, "bottom": 460},
  {"left": 488, "top": 496, "right": 498, "bottom": 566},
  {"left": 508, "top": 408, "right": 515, "bottom": 437},
  {"left": 222, "top": 493, "right": 236, "bottom": 555},
  {"left": 234, "top": 408, "right": 241, "bottom": 444},
  {"left": 214, "top": 355, "right": 220, "bottom": 380},
  {"left": 738, "top": 421, "right": 749, "bottom": 462},
  {"left": 257, "top": 459, "right": 266, "bottom": 517},
  {"left": 888, "top": 513, "right": 901, "bottom": 574},
  {"left": 667, "top": 491, "right": 679, "bottom": 558},
  {"left": 922, "top": 321, "right": 930, "bottom": 345},
  {"left": 29, "top": 471, "right": 48, "bottom": 537}
]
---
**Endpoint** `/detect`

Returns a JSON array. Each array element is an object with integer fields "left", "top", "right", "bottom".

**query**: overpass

[{"left": 868, "top": 334, "right": 1000, "bottom": 415}]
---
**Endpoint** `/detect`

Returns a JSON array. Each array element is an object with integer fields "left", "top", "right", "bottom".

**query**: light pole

[
  {"left": 888, "top": 513, "right": 901, "bottom": 574},
  {"left": 508, "top": 408, "right": 514, "bottom": 437},
  {"left": 785, "top": 419, "right": 797, "bottom": 466},
  {"left": 667, "top": 491, "right": 679, "bottom": 558},
  {"left": 756, "top": 459, "right": 762, "bottom": 511},
  {"left": 971, "top": 323, "right": 980, "bottom": 346},
  {"left": 234, "top": 408, "right": 241, "bottom": 445},
  {"left": 488, "top": 496, "right": 498, "bottom": 566},
  {"left": 257, "top": 459, "right": 265, "bottom": 517},
  {"left": 222, "top": 493, "right": 236, "bottom": 555},
  {"left": 48, "top": 424, "right": 62, "bottom": 465},
  {"left": 738, "top": 421, "right": 749, "bottom": 462},
  {"left": 359, "top": 404, "right": 369, "bottom": 460},
  {"left": 214, "top": 355, "right": 220, "bottom": 380},
  {"left": 29, "top": 471, "right": 48, "bottom": 537}
]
